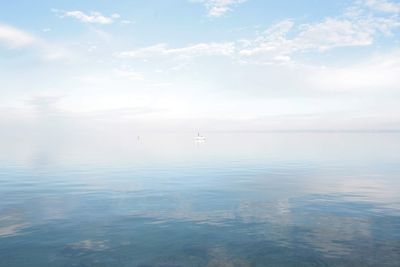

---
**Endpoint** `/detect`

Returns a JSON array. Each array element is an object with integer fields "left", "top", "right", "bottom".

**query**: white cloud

[
  {"left": 121, "top": 20, "right": 133, "bottom": 25},
  {"left": 363, "top": 0, "right": 400, "bottom": 13},
  {"left": 238, "top": 3, "right": 400, "bottom": 61},
  {"left": 28, "top": 95, "right": 64, "bottom": 116},
  {"left": 221, "top": 48, "right": 400, "bottom": 97},
  {"left": 295, "top": 18, "right": 374, "bottom": 50},
  {"left": 54, "top": 9, "right": 120, "bottom": 24},
  {"left": 306, "top": 49, "right": 400, "bottom": 92},
  {"left": 192, "top": 0, "right": 247, "bottom": 17},
  {"left": 238, "top": 19, "right": 295, "bottom": 58},
  {"left": 113, "top": 68, "right": 143, "bottom": 80},
  {"left": 117, "top": 0, "right": 399, "bottom": 64},
  {"left": 121, "top": 13, "right": 388, "bottom": 62},
  {"left": 0, "top": 23, "right": 36, "bottom": 48},
  {"left": 0, "top": 23, "right": 73, "bottom": 61},
  {"left": 116, "top": 42, "right": 235, "bottom": 59},
  {"left": 40, "top": 42, "right": 73, "bottom": 61}
]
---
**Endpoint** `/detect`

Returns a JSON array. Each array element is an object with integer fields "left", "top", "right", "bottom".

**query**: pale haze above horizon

[{"left": 1, "top": 0, "right": 400, "bottom": 132}]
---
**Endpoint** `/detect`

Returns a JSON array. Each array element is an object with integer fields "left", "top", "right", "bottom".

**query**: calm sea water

[{"left": 0, "top": 133, "right": 399, "bottom": 267}]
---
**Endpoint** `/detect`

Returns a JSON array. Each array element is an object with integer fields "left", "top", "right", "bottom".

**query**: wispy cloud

[
  {"left": 116, "top": 42, "right": 235, "bottom": 59},
  {"left": 113, "top": 68, "right": 143, "bottom": 80},
  {"left": 53, "top": 9, "right": 120, "bottom": 24},
  {"left": 117, "top": 0, "right": 399, "bottom": 64},
  {"left": 86, "top": 107, "right": 161, "bottom": 119},
  {"left": 0, "top": 23, "right": 71, "bottom": 61},
  {"left": 305, "top": 49, "right": 400, "bottom": 92},
  {"left": 192, "top": 0, "right": 247, "bottom": 17},
  {"left": 121, "top": 20, "right": 133, "bottom": 25},
  {"left": 363, "top": 0, "right": 400, "bottom": 13},
  {"left": 239, "top": 19, "right": 375, "bottom": 59},
  {"left": 238, "top": 2, "right": 400, "bottom": 62},
  {"left": 0, "top": 23, "right": 36, "bottom": 48},
  {"left": 28, "top": 95, "right": 64, "bottom": 114}
]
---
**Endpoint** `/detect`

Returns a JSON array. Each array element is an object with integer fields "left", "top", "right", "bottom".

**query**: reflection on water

[{"left": 0, "top": 133, "right": 399, "bottom": 266}]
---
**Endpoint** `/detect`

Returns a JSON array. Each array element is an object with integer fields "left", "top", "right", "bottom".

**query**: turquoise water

[{"left": 0, "top": 133, "right": 399, "bottom": 266}]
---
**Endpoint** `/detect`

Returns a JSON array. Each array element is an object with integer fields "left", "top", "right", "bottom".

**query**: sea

[{"left": 0, "top": 133, "right": 399, "bottom": 266}]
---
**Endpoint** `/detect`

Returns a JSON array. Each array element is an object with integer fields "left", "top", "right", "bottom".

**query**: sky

[{"left": 1, "top": 0, "right": 400, "bottom": 132}]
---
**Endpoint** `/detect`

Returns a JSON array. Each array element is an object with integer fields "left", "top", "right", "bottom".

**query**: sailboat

[{"left": 195, "top": 132, "right": 206, "bottom": 142}]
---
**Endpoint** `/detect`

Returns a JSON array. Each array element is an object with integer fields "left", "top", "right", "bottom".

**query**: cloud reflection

[{"left": 0, "top": 211, "right": 29, "bottom": 238}]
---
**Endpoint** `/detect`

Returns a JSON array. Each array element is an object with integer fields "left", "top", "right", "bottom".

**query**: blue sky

[{"left": 1, "top": 0, "right": 400, "bottom": 131}]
